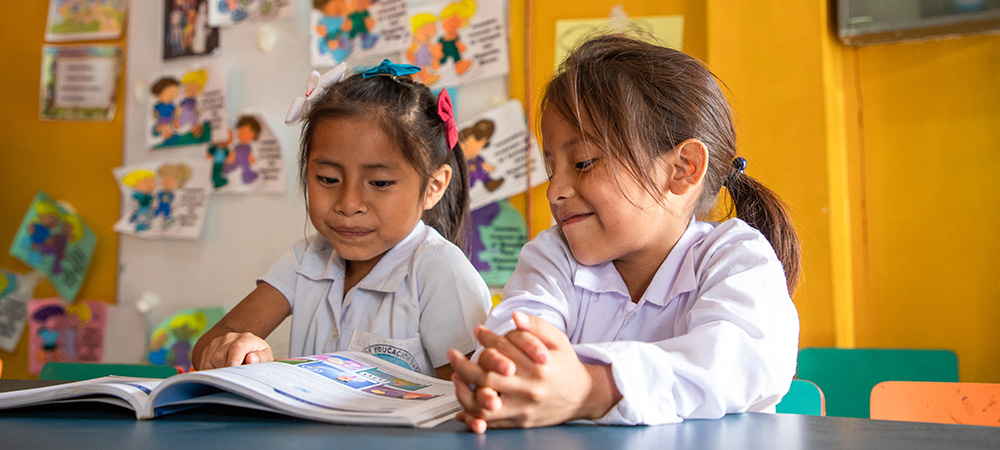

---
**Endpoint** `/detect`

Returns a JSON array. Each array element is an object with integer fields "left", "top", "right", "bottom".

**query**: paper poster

[
  {"left": 459, "top": 100, "right": 546, "bottom": 211},
  {"left": 0, "top": 271, "right": 44, "bottom": 352},
  {"left": 27, "top": 298, "right": 107, "bottom": 375},
  {"left": 146, "top": 64, "right": 227, "bottom": 149},
  {"left": 469, "top": 200, "right": 527, "bottom": 286},
  {"left": 554, "top": 15, "right": 684, "bottom": 66},
  {"left": 310, "top": 0, "right": 410, "bottom": 68},
  {"left": 40, "top": 45, "right": 122, "bottom": 121},
  {"left": 44, "top": 0, "right": 127, "bottom": 42},
  {"left": 113, "top": 159, "right": 212, "bottom": 239},
  {"left": 209, "top": 0, "right": 294, "bottom": 27},
  {"left": 163, "top": 0, "right": 220, "bottom": 60},
  {"left": 9, "top": 192, "right": 97, "bottom": 301},
  {"left": 404, "top": 0, "right": 509, "bottom": 88},
  {"left": 208, "top": 113, "right": 285, "bottom": 194},
  {"left": 147, "top": 306, "right": 224, "bottom": 370}
]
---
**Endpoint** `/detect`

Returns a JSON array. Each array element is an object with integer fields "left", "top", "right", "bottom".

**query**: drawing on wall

[
  {"left": 40, "top": 45, "right": 122, "bottom": 121},
  {"left": 44, "top": 0, "right": 127, "bottom": 42},
  {"left": 208, "top": 113, "right": 285, "bottom": 194},
  {"left": 310, "top": 0, "right": 410, "bottom": 68},
  {"left": 147, "top": 306, "right": 224, "bottom": 370},
  {"left": 404, "top": 0, "right": 508, "bottom": 88},
  {"left": 146, "top": 64, "right": 227, "bottom": 149},
  {"left": 113, "top": 159, "right": 212, "bottom": 239},
  {"left": 0, "top": 270, "right": 44, "bottom": 353},
  {"left": 27, "top": 298, "right": 107, "bottom": 375},
  {"left": 208, "top": 0, "right": 294, "bottom": 27},
  {"left": 9, "top": 192, "right": 97, "bottom": 301},
  {"left": 467, "top": 200, "right": 528, "bottom": 286},
  {"left": 163, "top": 0, "right": 220, "bottom": 60}
]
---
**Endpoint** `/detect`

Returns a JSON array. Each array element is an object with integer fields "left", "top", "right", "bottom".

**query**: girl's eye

[
  {"left": 575, "top": 159, "right": 596, "bottom": 171},
  {"left": 370, "top": 180, "right": 395, "bottom": 188},
  {"left": 316, "top": 175, "right": 339, "bottom": 185}
]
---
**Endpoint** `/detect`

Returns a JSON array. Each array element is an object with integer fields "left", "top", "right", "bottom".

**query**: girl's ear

[
  {"left": 665, "top": 138, "right": 708, "bottom": 196},
  {"left": 423, "top": 164, "right": 453, "bottom": 210}
]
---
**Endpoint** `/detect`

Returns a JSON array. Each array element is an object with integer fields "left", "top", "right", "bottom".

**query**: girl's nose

[
  {"left": 335, "top": 182, "right": 366, "bottom": 215},
  {"left": 546, "top": 170, "right": 573, "bottom": 204}
]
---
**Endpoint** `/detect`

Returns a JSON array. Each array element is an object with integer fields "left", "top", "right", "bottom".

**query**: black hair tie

[{"left": 724, "top": 156, "right": 747, "bottom": 187}]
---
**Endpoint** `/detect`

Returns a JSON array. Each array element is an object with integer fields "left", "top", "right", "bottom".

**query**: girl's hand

[
  {"left": 448, "top": 311, "right": 621, "bottom": 433},
  {"left": 198, "top": 331, "right": 273, "bottom": 370}
]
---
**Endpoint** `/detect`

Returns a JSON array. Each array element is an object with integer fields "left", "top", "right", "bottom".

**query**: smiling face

[
  {"left": 541, "top": 107, "right": 684, "bottom": 270},
  {"left": 307, "top": 115, "right": 434, "bottom": 275}
]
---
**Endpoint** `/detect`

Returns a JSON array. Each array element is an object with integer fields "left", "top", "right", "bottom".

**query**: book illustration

[
  {"left": 8, "top": 192, "right": 97, "bottom": 301},
  {"left": 0, "top": 351, "right": 457, "bottom": 428},
  {"left": 358, "top": 367, "right": 429, "bottom": 391},
  {"left": 112, "top": 159, "right": 212, "bottom": 239},
  {"left": 405, "top": 0, "right": 509, "bottom": 88},
  {"left": 163, "top": 0, "right": 220, "bottom": 60},
  {"left": 146, "top": 65, "right": 227, "bottom": 150},
  {"left": 309, "top": 0, "right": 410, "bottom": 68},
  {"left": 27, "top": 298, "right": 107, "bottom": 375},
  {"left": 208, "top": 114, "right": 285, "bottom": 194}
]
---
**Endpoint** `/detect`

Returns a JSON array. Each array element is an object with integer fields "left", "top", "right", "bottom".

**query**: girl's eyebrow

[{"left": 310, "top": 157, "right": 402, "bottom": 171}]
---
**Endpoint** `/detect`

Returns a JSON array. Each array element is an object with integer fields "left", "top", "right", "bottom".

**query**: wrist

[{"left": 579, "top": 362, "right": 623, "bottom": 420}]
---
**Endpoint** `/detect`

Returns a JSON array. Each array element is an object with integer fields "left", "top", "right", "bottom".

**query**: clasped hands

[{"left": 447, "top": 311, "right": 622, "bottom": 433}]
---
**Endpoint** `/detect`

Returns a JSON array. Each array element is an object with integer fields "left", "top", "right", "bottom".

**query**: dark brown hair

[
  {"left": 459, "top": 119, "right": 495, "bottom": 146},
  {"left": 297, "top": 72, "right": 469, "bottom": 248},
  {"left": 542, "top": 33, "right": 801, "bottom": 294}
]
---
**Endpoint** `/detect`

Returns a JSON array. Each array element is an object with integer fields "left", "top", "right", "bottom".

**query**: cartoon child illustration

[
  {"left": 406, "top": 13, "right": 442, "bottom": 85},
  {"left": 343, "top": 0, "right": 379, "bottom": 50},
  {"left": 168, "top": 310, "right": 207, "bottom": 370},
  {"left": 148, "top": 328, "right": 169, "bottom": 365},
  {"left": 33, "top": 304, "right": 65, "bottom": 366},
  {"left": 26, "top": 200, "right": 82, "bottom": 274},
  {"left": 459, "top": 119, "right": 503, "bottom": 192},
  {"left": 439, "top": 0, "right": 475, "bottom": 75},
  {"left": 175, "top": 69, "right": 207, "bottom": 139},
  {"left": 153, "top": 164, "right": 192, "bottom": 227},
  {"left": 315, "top": 0, "right": 351, "bottom": 62},
  {"left": 151, "top": 77, "right": 180, "bottom": 139},
  {"left": 121, "top": 169, "right": 157, "bottom": 232},
  {"left": 206, "top": 141, "right": 231, "bottom": 189},
  {"left": 60, "top": 301, "right": 91, "bottom": 363},
  {"left": 224, "top": 115, "right": 261, "bottom": 184}
]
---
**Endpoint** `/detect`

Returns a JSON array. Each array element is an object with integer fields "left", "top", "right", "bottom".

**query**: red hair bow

[{"left": 436, "top": 88, "right": 458, "bottom": 149}]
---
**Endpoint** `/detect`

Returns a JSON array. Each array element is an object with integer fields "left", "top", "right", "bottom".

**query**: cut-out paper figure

[
  {"left": 439, "top": 0, "right": 475, "bottom": 75},
  {"left": 121, "top": 169, "right": 157, "bottom": 232},
  {"left": 314, "top": 0, "right": 351, "bottom": 62},
  {"left": 206, "top": 141, "right": 231, "bottom": 188},
  {"left": 26, "top": 200, "right": 84, "bottom": 275},
  {"left": 148, "top": 328, "right": 168, "bottom": 365},
  {"left": 459, "top": 119, "right": 503, "bottom": 192},
  {"left": 27, "top": 298, "right": 107, "bottom": 374},
  {"left": 151, "top": 77, "right": 180, "bottom": 140},
  {"left": 224, "top": 116, "right": 261, "bottom": 184},
  {"left": 60, "top": 301, "right": 92, "bottom": 363},
  {"left": 167, "top": 310, "right": 207, "bottom": 370},
  {"left": 344, "top": 0, "right": 379, "bottom": 50},
  {"left": 32, "top": 304, "right": 64, "bottom": 366},
  {"left": 406, "top": 13, "right": 442, "bottom": 85},
  {"left": 175, "top": 69, "right": 207, "bottom": 139},
  {"left": 153, "top": 164, "right": 192, "bottom": 228}
]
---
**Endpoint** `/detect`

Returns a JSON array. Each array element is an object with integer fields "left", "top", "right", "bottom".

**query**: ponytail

[{"left": 723, "top": 166, "right": 802, "bottom": 294}]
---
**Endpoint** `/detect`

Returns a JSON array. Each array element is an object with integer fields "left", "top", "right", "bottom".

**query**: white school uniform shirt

[
  {"left": 485, "top": 218, "right": 800, "bottom": 425},
  {"left": 262, "top": 221, "right": 491, "bottom": 377}
]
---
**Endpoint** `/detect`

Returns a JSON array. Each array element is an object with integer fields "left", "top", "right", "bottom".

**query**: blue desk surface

[{"left": 2, "top": 380, "right": 999, "bottom": 449}]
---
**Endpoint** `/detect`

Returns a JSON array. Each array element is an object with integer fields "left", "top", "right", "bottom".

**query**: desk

[{"left": 2, "top": 380, "right": 998, "bottom": 449}]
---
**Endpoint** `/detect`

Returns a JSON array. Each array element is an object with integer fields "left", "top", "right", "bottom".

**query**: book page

[
  {"left": 150, "top": 352, "right": 458, "bottom": 427},
  {"left": 0, "top": 376, "right": 162, "bottom": 419}
]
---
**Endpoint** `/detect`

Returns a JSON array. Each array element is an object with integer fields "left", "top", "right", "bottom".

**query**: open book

[{"left": 0, "top": 352, "right": 459, "bottom": 428}]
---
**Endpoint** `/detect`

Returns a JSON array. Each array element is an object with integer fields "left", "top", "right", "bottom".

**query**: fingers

[
  {"left": 474, "top": 327, "right": 536, "bottom": 376},
  {"left": 202, "top": 333, "right": 271, "bottom": 369},
  {"left": 512, "top": 311, "right": 569, "bottom": 351},
  {"left": 504, "top": 328, "right": 550, "bottom": 365}
]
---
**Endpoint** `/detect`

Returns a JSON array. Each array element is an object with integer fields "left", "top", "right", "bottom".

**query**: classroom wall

[{"left": 0, "top": 3, "right": 124, "bottom": 379}]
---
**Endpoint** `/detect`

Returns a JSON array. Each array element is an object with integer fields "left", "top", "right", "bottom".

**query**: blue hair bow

[{"left": 362, "top": 59, "right": 422, "bottom": 79}]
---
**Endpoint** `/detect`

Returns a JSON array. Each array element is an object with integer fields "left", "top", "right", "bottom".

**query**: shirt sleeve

[
  {"left": 417, "top": 244, "right": 492, "bottom": 369},
  {"left": 260, "top": 239, "right": 308, "bottom": 308}
]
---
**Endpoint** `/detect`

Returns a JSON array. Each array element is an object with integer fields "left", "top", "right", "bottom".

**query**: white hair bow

[{"left": 284, "top": 63, "right": 348, "bottom": 125}]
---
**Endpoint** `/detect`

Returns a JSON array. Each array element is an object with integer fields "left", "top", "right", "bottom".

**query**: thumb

[{"left": 512, "top": 311, "right": 568, "bottom": 350}]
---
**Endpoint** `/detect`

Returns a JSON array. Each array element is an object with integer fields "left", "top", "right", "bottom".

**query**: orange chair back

[{"left": 871, "top": 381, "right": 1000, "bottom": 426}]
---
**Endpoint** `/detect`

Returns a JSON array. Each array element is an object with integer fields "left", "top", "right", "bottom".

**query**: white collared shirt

[
  {"left": 486, "top": 218, "right": 800, "bottom": 425},
  {"left": 263, "top": 221, "right": 491, "bottom": 376}
]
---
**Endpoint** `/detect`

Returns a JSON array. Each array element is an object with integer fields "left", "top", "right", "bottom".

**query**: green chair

[
  {"left": 39, "top": 362, "right": 179, "bottom": 381},
  {"left": 796, "top": 348, "right": 958, "bottom": 418},
  {"left": 775, "top": 379, "right": 825, "bottom": 415}
]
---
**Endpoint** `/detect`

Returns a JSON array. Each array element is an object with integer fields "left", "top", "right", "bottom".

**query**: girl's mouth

[{"left": 560, "top": 212, "right": 592, "bottom": 226}]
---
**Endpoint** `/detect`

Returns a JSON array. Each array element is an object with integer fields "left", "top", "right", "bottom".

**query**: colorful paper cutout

[
  {"left": 405, "top": 0, "right": 509, "bottom": 88},
  {"left": 27, "top": 298, "right": 107, "bottom": 375},
  {"left": 146, "top": 64, "right": 228, "bottom": 150},
  {"left": 9, "top": 192, "right": 97, "bottom": 301},
  {"left": 113, "top": 159, "right": 213, "bottom": 239},
  {"left": 209, "top": 0, "right": 294, "bottom": 27},
  {"left": 310, "top": 0, "right": 411, "bottom": 68},
  {"left": 44, "top": 0, "right": 127, "bottom": 42},
  {"left": 208, "top": 113, "right": 285, "bottom": 194},
  {"left": 147, "top": 306, "right": 224, "bottom": 370},
  {"left": 40, "top": 45, "right": 123, "bottom": 121},
  {"left": 163, "top": 0, "right": 220, "bottom": 60},
  {"left": 0, "top": 270, "right": 44, "bottom": 352}
]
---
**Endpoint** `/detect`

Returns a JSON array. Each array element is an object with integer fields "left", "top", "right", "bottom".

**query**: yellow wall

[{"left": 0, "top": 5, "right": 124, "bottom": 379}]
